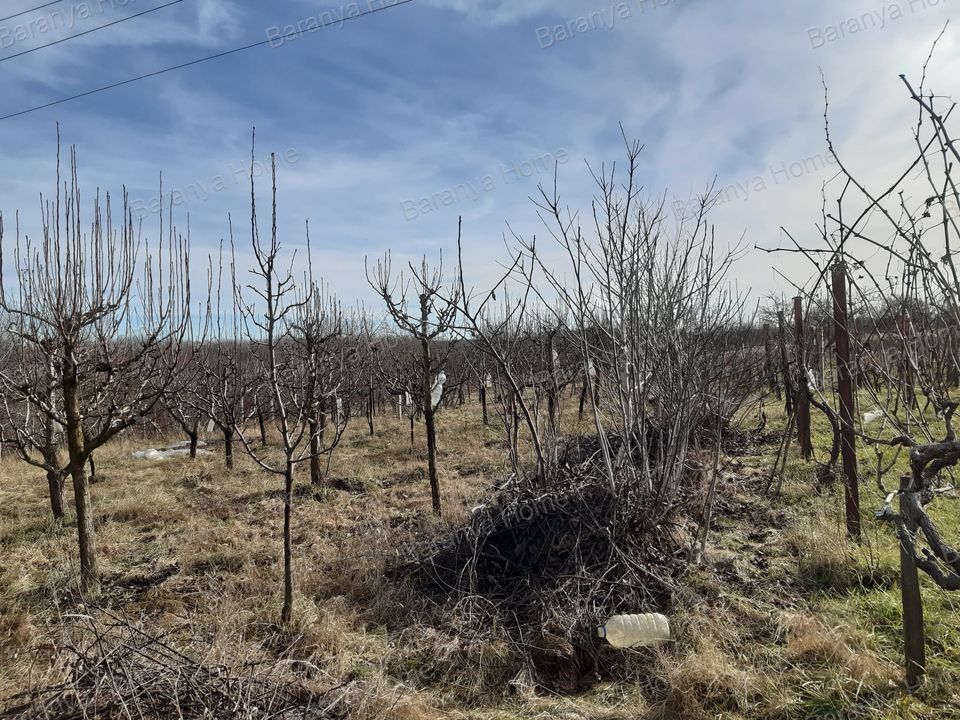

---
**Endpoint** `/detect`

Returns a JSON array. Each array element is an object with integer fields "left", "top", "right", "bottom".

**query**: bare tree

[
  {"left": 367, "top": 253, "right": 458, "bottom": 516},
  {"left": 230, "top": 144, "right": 349, "bottom": 623},
  {"left": 519, "top": 135, "right": 753, "bottom": 516},
  {"left": 294, "top": 276, "right": 351, "bottom": 487},
  {"left": 0, "top": 139, "right": 190, "bottom": 595},
  {"left": 200, "top": 240, "right": 258, "bottom": 469},
  {"left": 161, "top": 289, "right": 208, "bottom": 460}
]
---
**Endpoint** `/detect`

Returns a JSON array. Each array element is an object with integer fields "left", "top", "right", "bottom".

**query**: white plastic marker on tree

[
  {"left": 431, "top": 369, "right": 447, "bottom": 410},
  {"left": 597, "top": 613, "right": 671, "bottom": 648}
]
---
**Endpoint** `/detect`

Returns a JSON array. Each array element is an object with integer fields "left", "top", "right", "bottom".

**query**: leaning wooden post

[
  {"left": 831, "top": 263, "right": 861, "bottom": 539},
  {"left": 793, "top": 296, "right": 813, "bottom": 459},
  {"left": 898, "top": 473, "right": 926, "bottom": 691}
]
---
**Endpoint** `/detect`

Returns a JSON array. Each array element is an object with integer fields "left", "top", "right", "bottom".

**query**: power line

[
  {"left": 1, "top": 0, "right": 187, "bottom": 63},
  {"left": 0, "top": 0, "right": 67, "bottom": 24},
  {"left": 0, "top": 0, "right": 415, "bottom": 122}
]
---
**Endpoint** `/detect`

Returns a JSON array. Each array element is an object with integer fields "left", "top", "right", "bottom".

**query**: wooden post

[
  {"left": 793, "top": 296, "right": 813, "bottom": 459},
  {"left": 899, "top": 474, "right": 926, "bottom": 691},
  {"left": 832, "top": 263, "right": 861, "bottom": 539}
]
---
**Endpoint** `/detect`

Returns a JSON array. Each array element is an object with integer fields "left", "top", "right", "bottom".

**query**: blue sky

[{"left": 0, "top": 0, "right": 957, "bottom": 306}]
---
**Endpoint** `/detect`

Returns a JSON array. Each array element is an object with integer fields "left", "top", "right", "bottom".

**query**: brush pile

[
  {"left": 1, "top": 610, "right": 341, "bottom": 719},
  {"left": 396, "top": 432, "right": 701, "bottom": 692}
]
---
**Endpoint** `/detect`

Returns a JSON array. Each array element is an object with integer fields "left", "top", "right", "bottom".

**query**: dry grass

[{"left": 1, "top": 398, "right": 959, "bottom": 718}]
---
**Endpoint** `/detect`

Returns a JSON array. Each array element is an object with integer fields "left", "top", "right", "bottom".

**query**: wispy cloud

[{"left": 0, "top": 0, "right": 956, "bottom": 305}]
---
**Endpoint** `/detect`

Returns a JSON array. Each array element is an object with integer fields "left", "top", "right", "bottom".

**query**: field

[
  {"left": 3, "top": 398, "right": 960, "bottom": 720},
  {"left": 1, "top": 4, "right": 959, "bottom": 720}
]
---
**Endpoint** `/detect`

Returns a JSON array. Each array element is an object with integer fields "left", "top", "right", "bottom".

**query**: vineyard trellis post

[
  {"left": 898, "top": 468, "right": 926, "bottom": 691},
  {"left": 831, "top": 262, "right": 861, "bottom": 539}
]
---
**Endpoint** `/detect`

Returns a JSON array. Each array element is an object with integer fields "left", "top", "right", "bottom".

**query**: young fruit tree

[
  {"left": 0, "top": 143, "right": 190, "bottom": 596},
  {"left": 367, "top": 253, "right": 459, "bottom": 515},
  {"left": 230, "top": 147, "right": 350, "bottom": 624},
  {"left": 198, "top": 240, "right": 259, "bottom": 469}
]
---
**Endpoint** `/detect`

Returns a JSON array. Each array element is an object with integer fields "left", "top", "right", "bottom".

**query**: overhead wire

[
  {"left": 0, "top": 0, "right": 68, "bottom": 24},
  {"left": 0, "top": 0, "right": 188, "bottom": 63},
  {"left": 0, "top": 0, "right": 415, "bottom": 121}
]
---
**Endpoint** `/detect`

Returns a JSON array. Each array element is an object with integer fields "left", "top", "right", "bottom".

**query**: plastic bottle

[{"left": 597, "top": 613, "right": 671, "bottom": 648}]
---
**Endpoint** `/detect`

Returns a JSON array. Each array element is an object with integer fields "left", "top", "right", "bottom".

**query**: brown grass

[{"left": 0, "top": 398, "right": 955, "bottom": 718}]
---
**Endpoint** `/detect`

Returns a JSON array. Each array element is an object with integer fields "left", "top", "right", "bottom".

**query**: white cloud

[{"left": 0, "top": 0, "right": 958, "bottom": 309}]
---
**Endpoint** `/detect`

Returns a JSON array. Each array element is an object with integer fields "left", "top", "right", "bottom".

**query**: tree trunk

[
  {"left": 777, "top": 310, "right": 794, "bottom": 416},
  {"left": 309, "top": 413, "right": 322, "bottom": 486},
  {"left": 545, "top": 332, "right": 558, "bottom": 434},
  {"left": 694, "top": 417, "right": 723, "bottom": 565},
  {"left": 793, "top": 296, "right": 813, "bottom": 459},
  {"left": 223, "top": 426, "right": 234, "bottom": 469},
  {"left": 47, "top": 468, "right": 65, "bottom": 523},
  {"left": 420, "top": 294, "right": 441, "bottom": 516},
  {"left": 63, "top": 351, "right": 99, "bottom": 596},
  {"left": 42, "top": 407, "right": 64, "bottom": 522},
  {"left": 258, "top": 409, "right": 268, "bottom": 446},
  {"left": 367, "top": 383, "right": 375, "bottom": 436},
  {"left": 425, "top": 406, "right": 440, "bottom": 515},
  {"left": 188, "top": 418, "right": 200, "bottom": 459},
  {"left": 763, "top": 322, "right": 781, "bottom": 400},
  {"left": 281, "top": 461, "right": 295, "bottom": 624},
  {"left": 480, "top": 385, "right": 488, "bottom": 426},
  {"left": 506, "top": 391, "right": 520, "bottom": 476}
]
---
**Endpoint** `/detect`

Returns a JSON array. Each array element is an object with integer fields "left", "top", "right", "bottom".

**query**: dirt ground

[{"left": 2, "top": 400, "right": 960, "bottom": 719}]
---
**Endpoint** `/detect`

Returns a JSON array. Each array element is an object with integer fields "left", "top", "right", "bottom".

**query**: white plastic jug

[{"left": 597, "top": 613, "right": 671, "bottom": 648}]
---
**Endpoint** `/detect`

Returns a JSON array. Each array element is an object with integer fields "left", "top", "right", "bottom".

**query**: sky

[{"left": 0, "top": 0, "right": 957, "bottom": 311}]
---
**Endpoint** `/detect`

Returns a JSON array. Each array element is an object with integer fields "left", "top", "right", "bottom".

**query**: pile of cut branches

[
  {"left": 1, "top": 610, "right": 342, "bottom": 719},
  {"left": 394, "top": 433, "right": 699, "bottom": 692}
]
